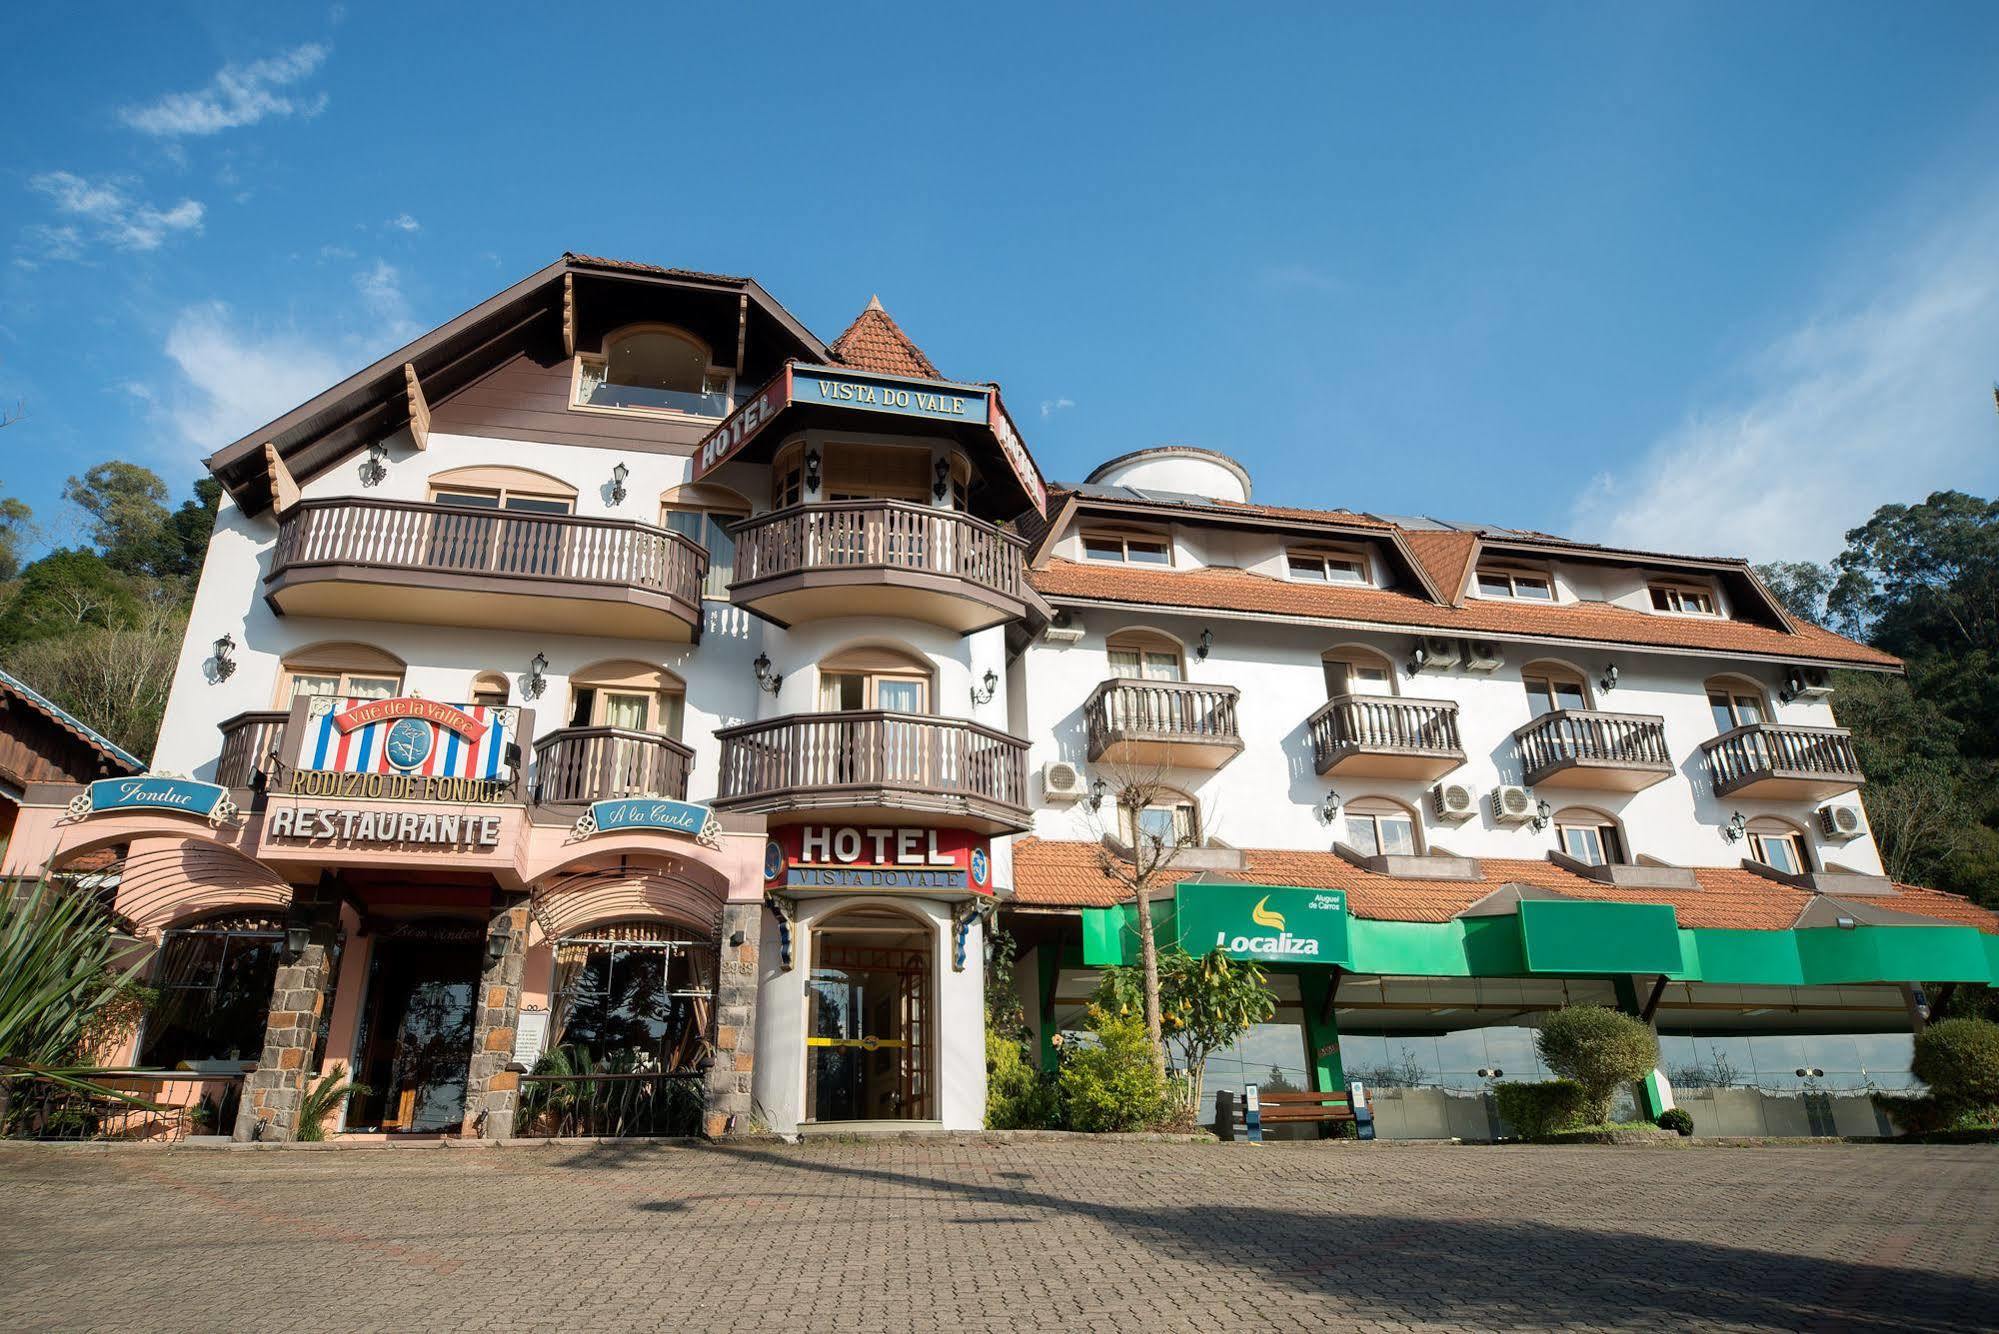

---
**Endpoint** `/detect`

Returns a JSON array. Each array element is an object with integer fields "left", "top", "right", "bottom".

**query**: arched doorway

[{"left": 806, "top": 904, "right": 935, "bottom": 1124}]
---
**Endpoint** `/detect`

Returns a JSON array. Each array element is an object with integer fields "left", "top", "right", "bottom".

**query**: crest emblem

[{"left": 383, "top": 717, "right": 434, "bottom": 771}]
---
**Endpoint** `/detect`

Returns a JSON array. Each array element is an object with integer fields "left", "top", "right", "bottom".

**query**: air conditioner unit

[
  {"left": 1461, "top": 640, "right": 1505, "bottom": 673},
  {"left": 1786, "top": 666, "right": 1834, "bottom": 700},
  {"left": 1818, "top": 804, "right": 1864, "bottom": 840},
  {"left": 1411, "top": 636, "right": 1461, "bottom": 674},
  {"left": 1041, "top": 624, "right": 1084, "bottom": 644},
  {"left": 1042, "top": 760, "right": 1087, "bottom": 802},
  {"left": 1431, "top": 782, "right": 1478, "bottom": 822},
  {"left": 1490, "top": 785, "right": 1538, "bottom": 825}
]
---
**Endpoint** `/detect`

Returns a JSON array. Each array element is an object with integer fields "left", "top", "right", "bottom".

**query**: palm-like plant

[{"left": 294, "top": 1063, "right": 369, "bottom": 1142}]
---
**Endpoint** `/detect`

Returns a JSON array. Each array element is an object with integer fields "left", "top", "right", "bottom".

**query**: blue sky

[{"left": 4, "top": 3, "right": 1997, "bottom": 562}]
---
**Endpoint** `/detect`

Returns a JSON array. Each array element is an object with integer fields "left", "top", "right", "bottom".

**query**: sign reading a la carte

[
  {"left": 764, "top": 824, "right": 992, "bottom": 895},
  {"left": 573, "top": 797, "right": 721, "bottom": 849},
  {"left": 69, "top": 775, "right": 235, "bottom": 826},
  {"left": 1174, "top": 883, "right": 1350, "bottom": 963}
]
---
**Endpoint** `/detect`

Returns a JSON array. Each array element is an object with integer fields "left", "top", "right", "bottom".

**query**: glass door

[
  {"left": 806, "top": 934, "right": 931, "bottom": 1122},
  {"left": 351, "top": 922, "right": 484, "bottom": 1132}
]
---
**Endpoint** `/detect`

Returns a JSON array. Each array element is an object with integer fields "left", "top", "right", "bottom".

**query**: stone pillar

[
  {"left": 704, "top": 900, "right": 763, "bottom": 1138},
  {"left": 463, "top": 895, "right": 530, "bottom": 1139},
  {"left": 233, "top": 875, "right": 341, "bottom": 1142}
]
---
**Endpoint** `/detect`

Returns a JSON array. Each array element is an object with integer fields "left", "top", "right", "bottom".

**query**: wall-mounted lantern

[
  {"left": 753, "top": 653, "right": 783, "bottom": 695},
  {"left": 1599, "top": 662, "right": 1620, "bottom": 693},
  {"left": 1196, "top": 628, "right": 1214, "bottom": 661},
  {"left": 211, "top": 633, "right": 237, "bottom": 682},
  {"left": 487, "top": 917, "right": 512, "bottom": 963},
  {"left": 1319, "top": 789, "right": 1343, "bottom": 824},
  {"left": 803, "top": 448, "right": 822, "bottom": 493},
  {"left": 932, "top": 457, "right": 951, "bottom": 502},
  {"left": 970, "top": 669, "right": 998, "bottom": 706},
  {"left": 1722, "top": 810, "right": 1748, "bottom": 843},
  {"left": 1087, "top": 777, "right": 1107, "bottom": 812},
  {"left": 360, "top": 442, "right": 389, "bottom": 488},
  {"left": 525, "top": 652, "right": 549, "bottom": 701},
  {"left": 1530, "top": 798, "right": 1554, "bottom": 832},
  {"left": 610, "top": 460, "right": 629, "bottom": 505}
]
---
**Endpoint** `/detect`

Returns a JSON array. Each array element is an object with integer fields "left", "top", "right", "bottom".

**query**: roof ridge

[{"left": 828, "top": 299, "right": 942, "bottom": 379}]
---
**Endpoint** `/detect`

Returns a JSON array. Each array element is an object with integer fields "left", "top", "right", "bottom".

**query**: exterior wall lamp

[
  {"left": 1319, "top": 789, "right": 1343, "bottom": 824},
  {"left": 970, "top": 669, "right": 998, "bottom": 706},
  {"left": 753, "top": 653, "right": 783, "bottom": 694},
  {"left": 1407, "top": 642, "right": 1428, "bottom": 676},
  {"left": 487, "top": 918, "right": 512, "bottom": 963},
  {"left": 211, "top": 633, "right": 237, "bottom": 682},
  {"left": 1087, "top": 777, "right": 1107, "bottom": 811},
  {"left": 803, "top": 448, "right": 822, "bottom": 493},
  {"left": 1722, "top": 810, "right": 1748, "bottom": 842},
  {"left": 1530, "top": 798, "right": 1554, "bottom": 832},
  {"left": 360, "top": 442, "right": 389, "bottom": 487},
  {"left": 525, "top": 652, "right": 549, "bottom": 701},
  {"left": 933, "top": 457, "right": 951, "bottom": 502},
  {"left": 284, "top": 925, "right": 310, "bottom": 959},
  {"left": 1196, "top": 628, "right": 1213, "bottom": 661},
  {"left": 1600, "top": 663, "right": 1619, "bottom": 693},
  {"left": 610, "top": 461, "right": 629, "bottom": 505}
]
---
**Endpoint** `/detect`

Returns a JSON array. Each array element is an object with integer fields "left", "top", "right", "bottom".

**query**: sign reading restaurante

[{"left": 265, "top": 803, "right": 506, "bottom": 848}]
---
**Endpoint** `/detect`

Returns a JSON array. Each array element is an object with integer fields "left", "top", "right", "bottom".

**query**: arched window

[
  {"left": 1706, "top": 676, "right": 1769, "bottom": 734},
  {"left": 276, "top": 643, "right": 405, "bottom": 705},
  {"left": 427, "top": 465, "right": 577, "bottom": 515},
  {"left": 1746, "top": 817, "right": 1812, "bottom": 875},
  {"left": 1322, "top": 646, "right": 1396, "bottom": 698},
  {"left": 470, "top": 671, "right": 511, "bottom": 707},
  {"left": 137, "top": 911, "right": 289, "bottom": 1068},
  {"left": 1119, "top": 786, "right": 1200, "bottom": 851},
  {"left": 1107, "top": 630, "right": 1185, "bottom": 683},
  {"left": 548, "top": 921, "right": 716, "bottom": 1073},
  {"left": 575, "top": 324, "right": 731, "bottom": 418},
  {"left": 1345, "top": 797, "right": 1421, "bottom": 857},
  {"left": 1522, "top": 660, "right": 1591, "bottom": 717},
  {"left": 567, "top": 660, "right": 685, "bottom": 739},
  {"left": 817, "top": 645, "right": 931, "bottom": 714},
  {"left": 1554, "top": 807, "right": 1626, "bottom": 867},
  {"left": 662, "top": 483, "right": 750, "bottom": 599}
]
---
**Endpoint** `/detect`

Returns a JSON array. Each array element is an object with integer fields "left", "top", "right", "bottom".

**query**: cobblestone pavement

[{"left": 2, "top": 1138, "right": 1995, "bottom": 1332}]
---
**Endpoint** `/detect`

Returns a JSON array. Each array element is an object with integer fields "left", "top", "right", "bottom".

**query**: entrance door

[
  {"left": 351, "top": 922, "right": 484, "bottom": 1132},
  {"left": 806, "top": 914, "right": 932, "bottom": 1122}
]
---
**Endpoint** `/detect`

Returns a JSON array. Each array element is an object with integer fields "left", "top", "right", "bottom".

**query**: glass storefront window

[
  {"left": 1658, "top": 1031, "right": 1915, "bottom": 1092},
  {"left": 551, "top": 924, "right": 716, "bottom": 1072},
  {"left": 1194, "top": 1015, "right": 1311, "bottom": 1134},
  {"left": 138, "top": 916, "right": 286, "bottom": 1069}
]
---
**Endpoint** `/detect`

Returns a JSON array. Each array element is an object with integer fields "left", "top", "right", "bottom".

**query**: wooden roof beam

[{"left": 404, "top": 363, "right": 430, "bottom": 451}]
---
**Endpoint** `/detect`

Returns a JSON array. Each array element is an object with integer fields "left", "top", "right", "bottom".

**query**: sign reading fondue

[{"left": 763, "top": 824, "right": 992, "bottom": 895}]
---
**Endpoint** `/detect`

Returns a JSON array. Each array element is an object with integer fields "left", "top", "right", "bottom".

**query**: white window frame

[
  {"left": 1473, "top": 567, "right": 1555, "bottom": 601},
  {"left": 1286, "top": 547, "right": 1369, "bottom": 585},
  {"left": 1650, "top": 582, "right": 1719, "bottom": 616},
  {"left": 1080, "top": 530, "right": 1173, "bottom": 566}
]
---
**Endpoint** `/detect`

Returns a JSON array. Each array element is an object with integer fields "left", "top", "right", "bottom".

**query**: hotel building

[{"left": 8, "top": 254, "right": 1995, "bottom": 1142}]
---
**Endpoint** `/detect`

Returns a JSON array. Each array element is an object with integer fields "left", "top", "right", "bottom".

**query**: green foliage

[
  {"left": 1493, "top": 1079, "right": 1589, "bottom": 1139},
  {"left": 1059, "top": 1006, "right": 1169, "bottom": 1133},
  {"left": 1912, "top": 1018, "right": 1999, "bottom": 1110},
  {"left": 1656, "top": 1106, "right": 1694, "bottom": 1136},
  {"left": 986, "top": 1027, "right": 1061, "bottom": 1129},
  {"left": 295, "top": 1063, "right": 370, "bottom": 1142},
  {"left": 0, "top": 496, "right": 32, "bottom": 582},
  {"left": 64, "top": 462, "right": 168, "bottom": 578},
  {"left": 0, "top": 549, "right": 141, "bottom": 646},
  {"left": 983, "top": 925, "right": 1027, "bottom": 1038},
  {"left": 1534, "top": 1006, "right": 1659, "bottom": 1125},
  {"left": 1096, "top": 946, "right": 1275, "bottom": 1114}
]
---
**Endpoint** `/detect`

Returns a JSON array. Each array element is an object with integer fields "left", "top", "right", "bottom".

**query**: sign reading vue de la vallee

[
  {"left": 764, "top": 824, "right": 992, "bottom": 896},
  {"left": 283, "top": 696, "right": 517, "bottom": 804}
]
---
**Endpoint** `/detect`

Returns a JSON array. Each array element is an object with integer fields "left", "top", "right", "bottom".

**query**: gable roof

[
  {"left": 0, "top": 667, "right": 144, "bottom": 776},
  {"left": 828, "top": 297, "right": 943, "bottom": 379}
]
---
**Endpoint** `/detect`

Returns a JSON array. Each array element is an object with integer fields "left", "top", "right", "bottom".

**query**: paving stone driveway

[{"left": 1, "top": 1138, "right": 1994, "bottom": 1332}]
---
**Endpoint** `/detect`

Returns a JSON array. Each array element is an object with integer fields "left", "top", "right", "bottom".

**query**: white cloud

[
  {"left": 160, "top": 303, "right": 343, "bottom": 453},
  {"left": 119, "top": 44, "right": 329, "bottom": 137},
  {"left": 26, "top": 171, "right": 204, "bottom": 253},
  {"left": 387, "top": 213, "right": 420, "bottom": 232},
  {"left": 355, "top": 259, "right": 422, "bottom": 344},
  {"left": 1259, "top": 263, "right": 1342, "bottom": 295},
  {"left": 1571, "top": 188, "right": 1999, "bottom": 563},
  {"left": 1040, "top": 396, "right": 1076, "bottom": 419}
]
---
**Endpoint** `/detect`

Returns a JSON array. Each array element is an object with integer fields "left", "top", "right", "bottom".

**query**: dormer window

[
  {"left": 1286, "top": 548, "right": 1368, "bottom": 584},
  {"left": 1082, "top": 530, "right": 1171, "bottom": 565},
  {"left": 574, "top": 324, "right": 732, "bottom": 419},
  {"left": 1650, "top": 582, "right": 1718, "bottom": 615},
  {"left": 1474, "top": 567, "right": 1553, "bottom": 601}
]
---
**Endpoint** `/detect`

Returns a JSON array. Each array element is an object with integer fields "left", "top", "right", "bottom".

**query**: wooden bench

[{"left": 1215, "top": 1088, "right": 1362, "bottom": 1140}]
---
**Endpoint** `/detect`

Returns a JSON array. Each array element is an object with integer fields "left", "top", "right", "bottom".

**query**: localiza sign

[
  {"left": 68, "top": 775, "right": 235, "bottom": 826},
  {"left": 1174, "top": 883, "right": 1350, "bottom": 963}
]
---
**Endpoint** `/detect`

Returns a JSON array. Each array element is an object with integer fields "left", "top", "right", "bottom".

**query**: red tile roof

[
  {"left": 1029, "top": 558, "right": 1899, "bottom": 668},
  {"left": 1007, "top": 838, "right": 1999, "bottom": 934},
  {"left": 1399, "top": 530, "right": 1481, "bottom": 604},
  {"left": 829, "top": 298, "right": 943, "bottom": 379}
]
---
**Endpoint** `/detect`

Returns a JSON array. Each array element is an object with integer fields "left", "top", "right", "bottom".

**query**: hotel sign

[
  {"left": 68, "top": 775, "right": 235, "bottom": 826},
  {"left": 764, "top": 824, "right": 993, "bottom": 896}
]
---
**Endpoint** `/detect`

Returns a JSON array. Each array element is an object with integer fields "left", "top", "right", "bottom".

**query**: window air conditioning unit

[
  {"left": 1042, "top": 760, "right": 1088, "bottom": 802},
  {"left": 1431, "top": 782, "right": 1478, "bottom": 822},
  {"left": 1490, "top": 785, "right": 1538, "bottom": 825},
  {"left": 1784, "top": 666, "right": 1834, "bottom": 700},
  {"left": 1042, "top": 611, "right": 1084, "bottom": 645},
  {"left": 1411, "top": 636, "right": 1461, "bottom": 674},
  {"left": 1818, "top": 804, "right": 1864, "bottom": 840},
  {"left": 1461, "top": 640, "right": 1505, "bottom": 673}
]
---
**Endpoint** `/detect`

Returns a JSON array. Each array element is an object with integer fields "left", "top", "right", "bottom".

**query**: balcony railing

[
  {"left": 533, "top": 727, "right": 694, "bottom": 805},
  {"left": 727, "top": 501, "right": 1034, "bottom": 632},
  {"left": 268, "top": 498, "right": 707, "bottom": 639},
  {"left": 216, "top": 711, "right": 289, "bottom": 788},
  {"left": 1084, "top": 679, "right": 1244, "bottom": 770},
  {"left": 1513, "top": 709, "right": 1673, "bottom": 792},
  {"left": 1308, "top": 694, "right": 1465, "bottom": 779},
  {"left": 1702, "top": 722, "right": 1865, "bottom": 801},
  {"left": 713, "top": 711, "right": 1030, "bottom": 831},
  {"left": 1, "top": 1070, "right": 246, "bottom": 1143}
]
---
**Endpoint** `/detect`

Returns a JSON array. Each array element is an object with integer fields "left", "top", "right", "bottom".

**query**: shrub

[
  {"left": 1656, "top": 1107, "right": 1694, "bottom": 1137},
  {"left": 295, "top": 1063, "right": 368, "bottom": 1142},
  {"left": 1535, "top": 1006, "right": 1659, "bottom": 1125},
  {"left": 1494, "top": 1079, "right": 1589, "bottom": 1139},
  {"left": 1059, "top": 1006, "right": 1168, "bottom": 1133},
  {"left": 1912, "top": 1018, "right": 1999, "bottom": 1110},
  {"left": 986, "top": 1027, "right": 1061, "bottom": 1130}
]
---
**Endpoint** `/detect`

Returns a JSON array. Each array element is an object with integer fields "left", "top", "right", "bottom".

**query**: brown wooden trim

[
  {"left": 1307, "top": 693, "right": 1464, "bottom": 775},
  {"left": 532, "top": 727, "right": 694, "bottom": 805}
]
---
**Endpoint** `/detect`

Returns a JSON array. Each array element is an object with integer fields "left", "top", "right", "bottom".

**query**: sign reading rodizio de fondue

[
  {"left": 764, "top": 825, "right": 993, "bottom": 896},
  {"left": 281, "top": 696, "right": 516, "bottom": 804}
]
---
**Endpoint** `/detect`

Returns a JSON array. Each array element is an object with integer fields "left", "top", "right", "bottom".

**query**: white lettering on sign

[
  {"left": 796, "top": 825, "right": 956, "bottom": 866},
  {"left": 697, "top": 377, "right": 787, "bottom": 474},
  {"left": 1216, "top": 930, "right": 1322, "bottom": 958},
  {"left": 266, "top": 803, "right": 503, "bottom": 849}
]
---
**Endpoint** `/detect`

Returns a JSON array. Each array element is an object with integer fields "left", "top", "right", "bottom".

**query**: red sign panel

[
  {"left": 331, "top": 696, "right": 489, "bottom": 743},
  {"left": 763, "top": 824, "right": 993, "bottom": 896}
]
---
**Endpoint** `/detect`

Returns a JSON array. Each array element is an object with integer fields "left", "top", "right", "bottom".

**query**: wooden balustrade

[
  {"left": 713, "top": 711, "right": 1030, "bottom": 831},
  {"left": 1308, "top": 694, "right": 1464, "bottom": 778},
  {"left": 1702, "top": 722, "right": 1864, "bottom": 800},
  {"left": 1084, "top": 678, "right": 1244, "bottom": 769},
  {"left": 533, "top": 727, "right": 694, "bottom": 805},
  {"left": 215, "top": 711, "right": 289, "bottom": 788},
  {"left": 1512, "top": 708, "right": 1673, "bottom": 792}
]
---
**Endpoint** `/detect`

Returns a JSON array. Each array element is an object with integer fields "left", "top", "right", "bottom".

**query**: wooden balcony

[
  {"left": 728, "top": 501, "right": 1038, "bottom": 633},
  {"left": 1308, "top": 694, "right": 1464, "bottom": 779},
  {"left": 533, "top": 727, "right": 694, "bottom": 805},
  {"left": 713, "top": 711, "right": 1030, "bottom": 834},
  {"left": 216, "top": 711, "right": 289, "bottom": 788},
  {"left": 1702, "top": 722, "right": 1865, "bottom": 801},
  {"left": 267, "top": 499, "right": 707, "bottom": 641},
  {"left": 1512, "top": 709, "right": 1673, "bottom": 792},
  {"left": 1084, "top": 679, "right": 1243, "bottom": 771}
]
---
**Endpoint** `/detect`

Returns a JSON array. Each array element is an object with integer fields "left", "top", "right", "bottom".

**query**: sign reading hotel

[
  {"left": 69, "top": 775, "right": 234, "bottom": 826},
  {"left": 764, "top": 824, "right": 993, "bottom": 896},
  {"left": 1174, "top": 883, "right": 1350, "bottom": 963},
  {"left": 283, "top": 696, "right": 517, "bottom": 803}
]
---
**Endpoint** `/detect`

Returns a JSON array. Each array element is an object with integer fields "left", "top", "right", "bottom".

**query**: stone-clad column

[
  {"left": 703, "top": 901, "right": 763, "bottom": 1138},
  {"left": 232, "top": 875, "right": 341, "bottom": 1142},
  {"left": 463, "top": 895, "right": 530, "bottom": 1139}
]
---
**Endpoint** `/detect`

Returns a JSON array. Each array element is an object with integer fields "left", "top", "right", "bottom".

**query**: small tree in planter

[
  {"left": 1911, "top": 1017, "right": 1999, "bottom": 1122},
  {"left": 1059, "top": 1006, "right": 1168, "bottom": 1132},
  {"left": 1534, "top": 1006, "right": 1658, "bottom": 1126},
  {"left": 1098, "top": 947, "right": 1275, "bottom": 1125}
]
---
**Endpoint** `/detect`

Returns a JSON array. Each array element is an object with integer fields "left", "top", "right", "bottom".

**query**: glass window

[
  {"left": 1288, "top": 551, "right": 1367, "bottom": 584},
  {"left": 550, "top": 927, "right": 716, "bottom": 1072},
  {"left": 1121, "top": 799, "right": 1197, "bottom": 850},
  {"left": 1347, "top": 809, "right": 1417, "bottom": 857},
  {"left": 1477, "top": 568, "right": 1553, "bottom": 600},
  {"left": 1752, "top": 831, "right": 1807, "bottom": 875},
  {"left": 138, "top": 920, "right": 286, "bottom": 1068},
  {"left": 818, "top": 670, "right": 927, "bottom": 713},
  {"left": 1651, "top": 584, "right": 1717, "bottom": 615},
  {"left": 575, "top": 327, "right": 730, "bottom": 419},
  {"left": 1323, "top": 655, "right": 1393, "bottom": 697},
  {"left": 287, "top": 670, "right": 402, "bottom": 702},
  {"left": 664, "top": 506, "right": 744, "bottom": 600},
  {"left": 1524, "top": 672, "right": 1589, "bottom": 716},
  {"left": 602, "top": 692, "right": 650, "bottom": 731},
  {"left": 1108, "top": 642, "right": 1184, "bottom": 681},
  {"left": 433, "top": 487, "right": 573, "bottom": 515},
  {"left": 1082, "top": 532, "right": 1171, "bottom": 565},
  {"left": 1708, "top": 687, "right": 1766, "bottom": 733}
]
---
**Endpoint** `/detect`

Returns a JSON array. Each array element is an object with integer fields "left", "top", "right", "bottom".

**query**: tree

[
  {"left": 1534, "top": 1005, "right": 1658, "bottom": 1126},
  {"left": 1097, "top": 947, "right": 1275, "bottom": 1121},
  {"left": 0, "top": 549, "right": 141, "bottom": 646},
  {"left": 64, "top": 462, "right": 171, "bottom": 578},
  {"left": 3, "top": 599, "right": 183, "bottom": 757},
  {"left": 156, "top": 477, "right": 222, "bottom": 583},
  {"left": 0, "top": 495, "right": 32, "bottom": 581},
  {"left": 1831, "top": 490, "right": 1999, "bottom": 659}
]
